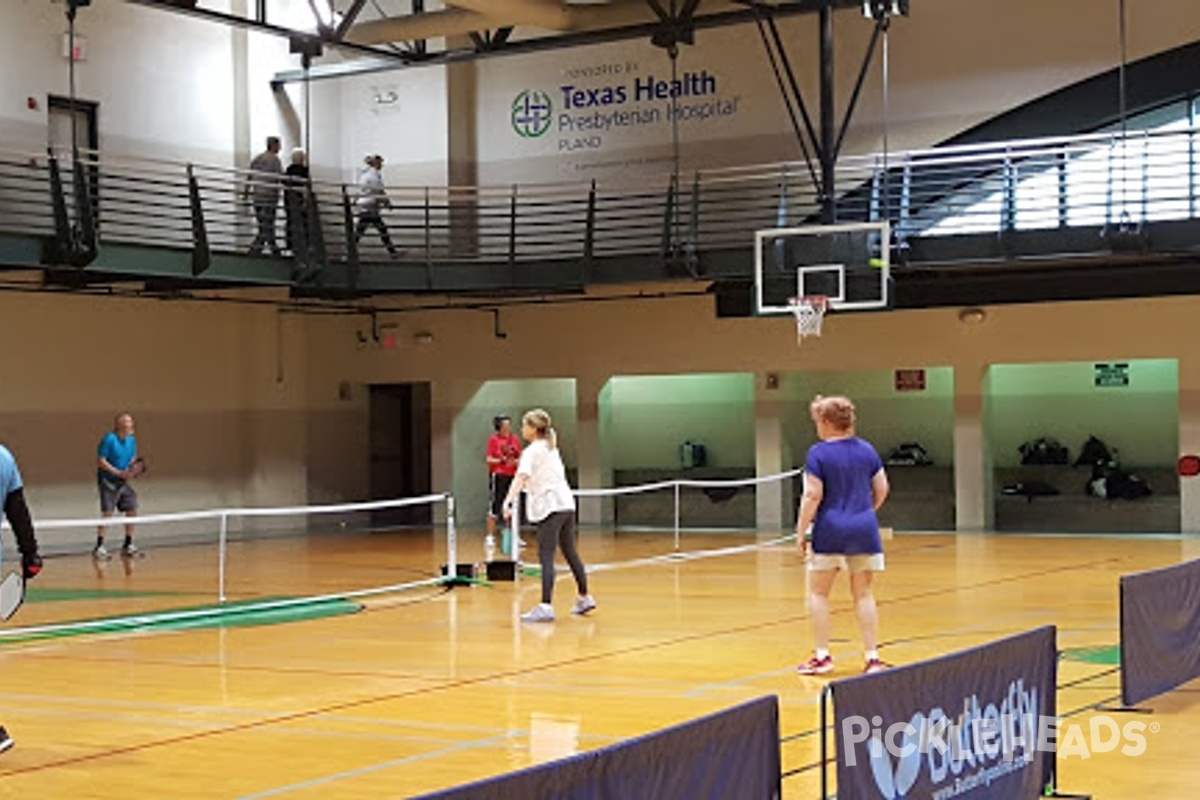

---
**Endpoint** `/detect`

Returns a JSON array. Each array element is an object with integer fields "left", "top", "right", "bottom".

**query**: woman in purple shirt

[{"left": 795, "top": 395, "right": 889, "bottom": 676}]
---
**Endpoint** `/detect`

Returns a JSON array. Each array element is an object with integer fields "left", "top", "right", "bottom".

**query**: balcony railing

[{"left": 2, "top": 124, "right": 1199, "bottom": 288}]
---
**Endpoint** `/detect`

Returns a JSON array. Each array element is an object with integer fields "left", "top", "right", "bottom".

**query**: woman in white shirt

[
  {"left": 354, "top": 154, "right": 398, "bottom": 257},
  {"left": 503, "top": 409, "right": 595, "bottom": 623}
]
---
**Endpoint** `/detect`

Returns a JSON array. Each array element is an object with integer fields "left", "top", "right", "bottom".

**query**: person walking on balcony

[
  {"left": 244, "top": 136, "right": 283, "bottom": 256},
  {"left": 284, "top": 147, "right": 311, "bottom": 257},
  {"left": 354, "top": 154, "right": 398, "bottom": 257}
]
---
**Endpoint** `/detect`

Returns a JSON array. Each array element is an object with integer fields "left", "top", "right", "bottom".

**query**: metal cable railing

[{"left": 1, "top": 125, "right": 1199, "bottom": 280}]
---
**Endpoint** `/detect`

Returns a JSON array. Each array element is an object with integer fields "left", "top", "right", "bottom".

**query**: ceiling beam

[
  {"left": 275, "top": 0, "right": 869, "bottom": 84},
  {"left": 346, "top": 0, "right": 664, "bottom": 46},
  {"left": 122, "top": 0, "right": 413, "bottom": 63},
  {"left": 332, "top": 0, "right": 370, "bottom": 40},
  {"left": 346, "top": 7, "right": 491, "bottom": 45},
  {"left": 447, "top": 0, "right": 579, "bottom": 32}
]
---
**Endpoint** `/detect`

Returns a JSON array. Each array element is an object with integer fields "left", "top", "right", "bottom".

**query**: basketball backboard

[{"left": 753, "top": 221, "right": 892, "bottom": 316}]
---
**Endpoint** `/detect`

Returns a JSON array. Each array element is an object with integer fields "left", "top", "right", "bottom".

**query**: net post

[
  {"left": 217, "top": 511, "right": 228, "bottom": 604},
  {"left": 513, "top": 501, "right": 523, "bottom": 567},
  {"left": 443, "top": 495, "right": 474, "bottom": 586},
  {"left": 673, "top": 482, "right": 681, "bottom": 551},
  {"left": 445, "top": 495, "right": 459, "bottom": 583}
]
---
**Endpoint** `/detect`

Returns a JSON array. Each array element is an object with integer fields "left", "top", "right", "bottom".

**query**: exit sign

[{"left": 1095, "top": 362, "right": 1130, "bottom": 387}]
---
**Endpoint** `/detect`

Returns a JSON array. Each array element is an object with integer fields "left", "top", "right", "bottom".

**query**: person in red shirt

[{"left": 486, "top": 414, "right": 522, "bottom": 538}]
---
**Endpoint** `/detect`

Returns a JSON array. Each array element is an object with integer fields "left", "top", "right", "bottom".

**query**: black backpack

[
  {"left": 1086, "top": 459, "right": 1152, "bottom": 500},
  {"left": 1075, "top": 436, "right": 1113, "bottom": 468},
  {"left": 1019, "top": 437, "right": 1069, "bottom": 466},
  {"left": 886, "top": 442, "right": 934, "bottom": 466}
]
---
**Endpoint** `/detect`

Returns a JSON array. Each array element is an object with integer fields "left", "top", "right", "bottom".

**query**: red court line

[{"left": 0, "top": 554, "right": 1131, "bottom": 779}]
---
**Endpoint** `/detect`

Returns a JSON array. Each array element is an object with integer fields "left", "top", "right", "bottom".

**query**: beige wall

[
  {"left": 0, "top": 290, "right": 310, "bottom": 549},
  {"left": 3, "top": 284, "right": 1200, "bottom": 545},
  {"left": 305, "top": 289, "right": 1200, "bottom": 533}
]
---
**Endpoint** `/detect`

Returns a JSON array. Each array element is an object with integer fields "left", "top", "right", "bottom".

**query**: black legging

[
  {"left": 355, "top": 212, "right": 396, "bottom": 254},
  {"left": 536, "top": 510, "right": 588, "bottom": 604}
]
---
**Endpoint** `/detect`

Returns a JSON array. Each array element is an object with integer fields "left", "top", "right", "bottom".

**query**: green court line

[
  {"left": 0, "top": 597, "right": 362, "bottom": 645},
  {"left": 1061, "top": 645, "right": 1121, "bottom": 665}
]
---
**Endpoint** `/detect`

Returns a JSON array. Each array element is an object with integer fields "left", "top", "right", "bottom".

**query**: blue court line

[{"left": 234, "top": 731, "right": 525, "bottom": 800}]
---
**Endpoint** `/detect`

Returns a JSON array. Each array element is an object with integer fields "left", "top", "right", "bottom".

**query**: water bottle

[{"left": 484, "top": 533, "right": 496, "bottom": 563}]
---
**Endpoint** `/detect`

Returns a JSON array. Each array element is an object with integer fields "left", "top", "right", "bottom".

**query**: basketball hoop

[{"left": 788, "top": 296, "right": 829, "bottom": 344}]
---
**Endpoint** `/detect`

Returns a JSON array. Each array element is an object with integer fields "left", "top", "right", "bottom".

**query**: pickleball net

[
  {"left": 0, "top": 468, "right": 809, "bottom": 640},
  {"left": 496, "top": 467, "right": 806, "bottom": 575},
  {"left": 0, "top": 493, "right": 460, "bottom": 639}
]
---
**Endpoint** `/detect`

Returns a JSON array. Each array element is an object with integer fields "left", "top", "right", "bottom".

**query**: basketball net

[{"left": 788, "top": 296, "right": 829, "bottom": 345}]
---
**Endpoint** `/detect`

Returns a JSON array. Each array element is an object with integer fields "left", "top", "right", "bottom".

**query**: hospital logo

[{"left": 511, "top": 90, "right": 553, "bottom": 138}]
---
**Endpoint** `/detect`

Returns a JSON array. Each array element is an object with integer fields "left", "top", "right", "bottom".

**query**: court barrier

[
  {"left": 1119, "top": 558, "right": 1200, "bottom": 708},
  {"left": 409, "top": 696, "right": 781, "bottom": 800},
  {"left": 819, "top": 626, "right": 1088, "bottom": 800}
]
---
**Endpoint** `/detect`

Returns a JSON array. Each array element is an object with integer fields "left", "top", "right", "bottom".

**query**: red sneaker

[
  {"left": 864, "top": 658, "right": 889, "bottom": 674},
  {"left": 796, "top": 654, "right": 834, "bottom": 675}
]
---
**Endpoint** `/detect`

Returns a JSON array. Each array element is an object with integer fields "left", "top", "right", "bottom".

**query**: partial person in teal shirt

[{"left": 0, "top": 442, "right": 43, "bottom": 754}]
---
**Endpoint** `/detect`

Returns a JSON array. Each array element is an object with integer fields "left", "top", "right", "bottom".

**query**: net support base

[
  {"left": 485, "top": 560, "right": 518, "bottom": 581},
  {"left": 440, "top": 563, "right": 476, "bottom": 584}
]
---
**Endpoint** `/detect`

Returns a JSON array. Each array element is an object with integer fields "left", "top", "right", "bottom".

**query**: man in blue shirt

[
  {"left": 96, "top": 414, "right": 144, "bottom": 560},
  {"left": 0, "top": 443, "right": 44, "bottom": 754}
]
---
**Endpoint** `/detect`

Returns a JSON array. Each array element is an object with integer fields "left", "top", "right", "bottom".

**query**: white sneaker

[
  {"left": 520, "top": 603, "right": 555, "bottom": 623},
  {"left": 93, "top": 544, "right": 111, "bottom": 561},
  {"left": 571, "top": 595, "right": 596, "bottom": 616},
  {"left": 121, "top": 543, "right": 145, "bottom": 559}
]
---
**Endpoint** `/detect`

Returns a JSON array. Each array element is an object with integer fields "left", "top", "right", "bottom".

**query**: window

[{"left": 917, "top": 99, "right": 1198, "bottom": 236}]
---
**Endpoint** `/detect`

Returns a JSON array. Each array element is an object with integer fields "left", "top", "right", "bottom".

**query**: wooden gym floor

[{"left": 0, "top": 528, "right": 1195, "bottom": 798}]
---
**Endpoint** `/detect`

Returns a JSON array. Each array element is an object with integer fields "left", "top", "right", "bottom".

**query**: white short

[{"left": 808, "top": 553, "right": 885, "bottom": 573}]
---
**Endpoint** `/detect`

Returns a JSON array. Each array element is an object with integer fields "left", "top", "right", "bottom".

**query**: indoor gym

[{"left": 1, "top": 1, "right": 1200, "bottom": 798}]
